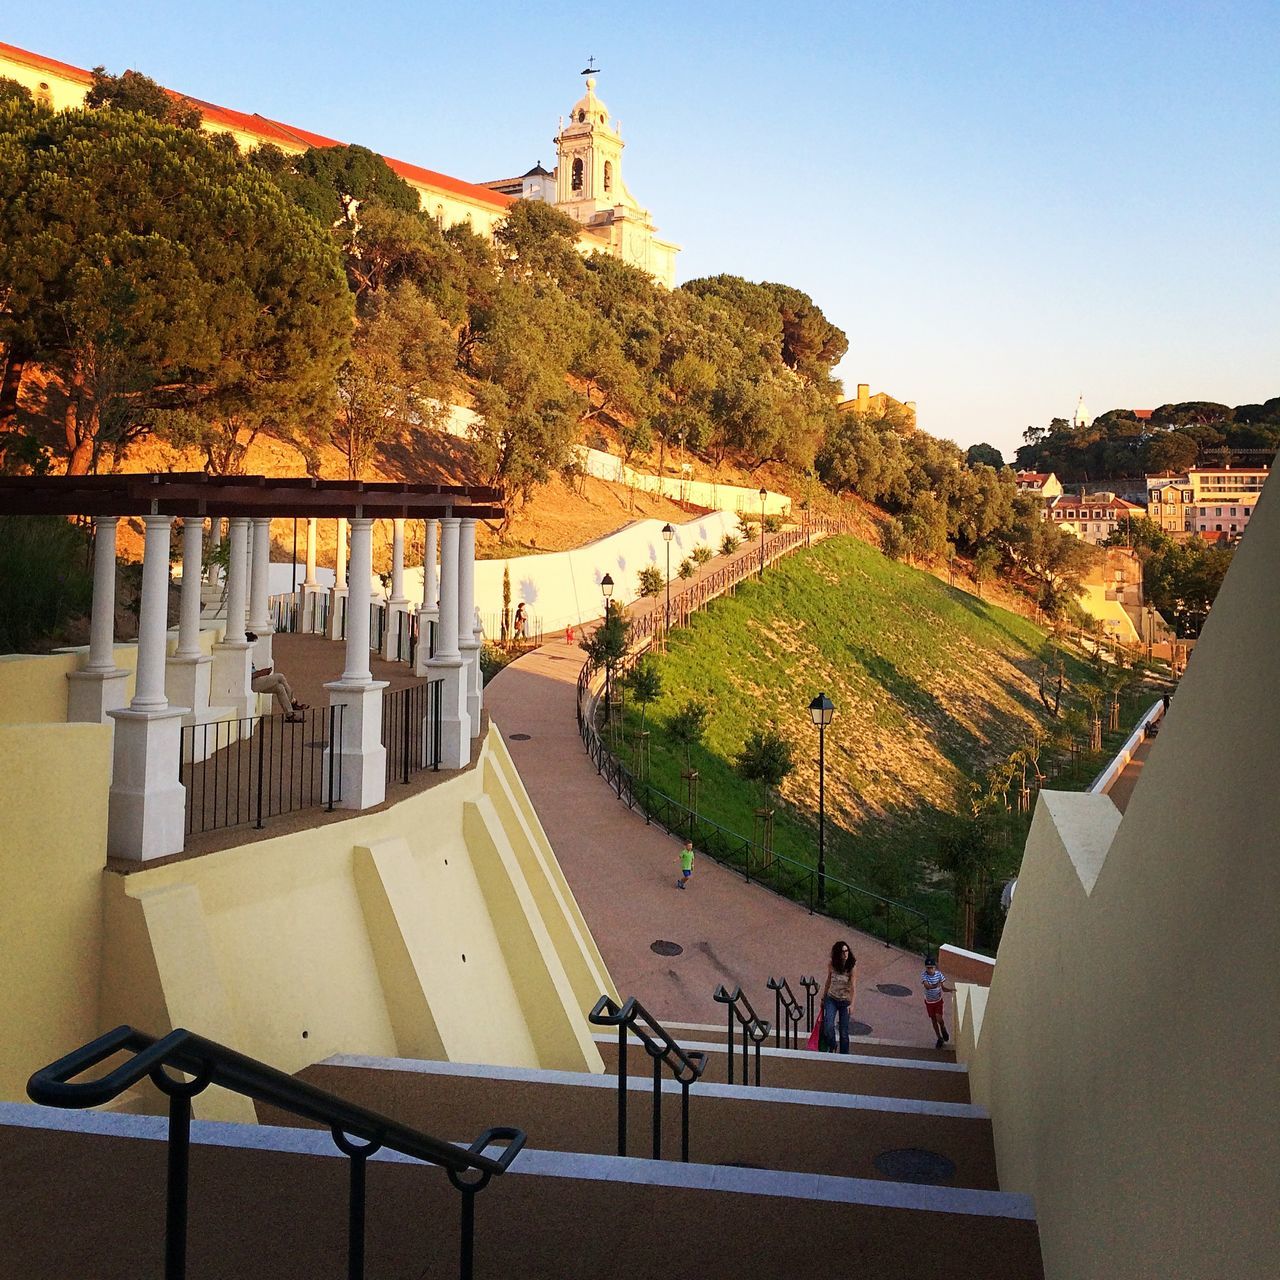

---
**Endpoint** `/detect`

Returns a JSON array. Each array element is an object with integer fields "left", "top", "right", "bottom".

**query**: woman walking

[{"left": 820, "top": 941, "right": 857, "bottom": 1054}]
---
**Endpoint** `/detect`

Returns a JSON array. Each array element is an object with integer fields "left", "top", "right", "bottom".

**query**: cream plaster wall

[
  {"left": 958, "top": 473, "right": 1280, "bottom": 1279},
  {"left": 97, "top": 726, "right": 611, "bottom": 1120},
  {"left": 0, "top": 723, "right": 111, "bottom": 1104}
]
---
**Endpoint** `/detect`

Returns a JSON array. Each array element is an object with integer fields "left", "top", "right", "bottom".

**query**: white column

[
  {"left": 424, "top": 518, "right": 438, "bottom": 611},
  {"left": 247, "top": 517, "right": 272, "bottom": 664},
  {"left": 302, "top": 516, "right": 320, "bottom": 632},
  {"left": 166, "top": 518, "right": 213, "bottom": 730},
  {"left": 342, "top": 518, "right": 373, "bottom": 683},
  {"left": 427, "top": 516, "right": 470, "bottom": 768},
  {"left": 327, "top": 517, "right": 349, "bottom": 641},
  {"left": 131, "top": 516, "right": 174, "bottom": 713},
  {"left": 210, "top": 517, "right": 254, "bottom": 718},
  {"left": 413, "top": 518, "right": 440, "bottom": 678},
  {"left": 67, "top": 516, "right": 130, "bottom": 722},
  {"left": 323, "top": 516, "right": 387, "bottom": 809},
  {"left": 458, "top": 517, "right": 482, "bottom": 733},
  {"left": 108, "top": 515, "right": 187, "bottom": 860},
  {"left": 304, "top": 518, "right": 318, "bottom": 586},
  {"left": 174, "top": 519, "right": 204, "bottom": 660},
  {"left": 383, "top": 517, "right": 410, "bottom": 662}
]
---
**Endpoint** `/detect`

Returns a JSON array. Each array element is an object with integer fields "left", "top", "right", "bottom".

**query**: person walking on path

[
  {"left": 513, "top": 602, "right": 527, "bottom": 641},
  {"left": 676, "top": 839, "right": 695, "bottom": 889},
  {"left": 922, "top": 955, "right": 953, "bottom": 1049},
  {"left": 820, "top": 941, "right": 857, "bottom": 1054}
]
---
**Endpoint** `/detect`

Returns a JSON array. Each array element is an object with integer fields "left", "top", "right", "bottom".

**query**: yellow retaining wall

[
  {"left": 958, "top": 474, "right": 1279, "bottom": 1280},
  {"left": 99, "top": 725, "right": 611, "bottom": 1119},
  {"left": 0, "top": 723, "right": 112, "bottom": 1103}
]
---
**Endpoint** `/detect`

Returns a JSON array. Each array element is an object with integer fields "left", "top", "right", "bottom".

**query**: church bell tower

[{"left": 555, "top": 77, "right": 624, "bottom": 219}]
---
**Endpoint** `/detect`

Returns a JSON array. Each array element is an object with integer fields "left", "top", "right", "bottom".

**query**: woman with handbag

[{"left": 819, "top": 941, "right": 857, "bottom": 1053}]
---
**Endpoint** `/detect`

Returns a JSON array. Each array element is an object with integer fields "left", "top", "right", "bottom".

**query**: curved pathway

[{"left": 485, "top": 558, "right": 944, "bottom": 1046}]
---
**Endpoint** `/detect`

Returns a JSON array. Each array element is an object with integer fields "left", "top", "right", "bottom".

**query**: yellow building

[
  {"left": 837, "top": 382, "right": 917, "bottom": 428},
  {"left": 0, "top": 41, "right": 678, "bottom": 287},
  {"left": 1146, "top": 466, "right": 1269, "bottom": 539}
]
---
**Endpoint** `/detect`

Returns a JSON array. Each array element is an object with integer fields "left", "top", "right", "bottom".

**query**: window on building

[
  {"left": 435, "top": 205, "right": 445, "bottom": 228},
  {"left": 577, "top": 109, "right": 586, "bottom": 123},
  {"left": 1215, "top": 524, "right": 1222, "bottom": 531},
  {"left": 1093, "top": 509, "right": 1102, "bottom": 519},
  {"left": 36, "top": 81, "right": 53, "bottom": 108},
  {"left": 1229, "top": 507, "right": 1237, "bottom": 517},
  {"left": 1053, "top": 510, "right": 1062, "bottom": 519},
  {"left": 572, "top": 157, "right": 584, "bottom": 191},
  {"left": 1230, "top": 524, "right": 1238, "bottom": 532},
  {"left": 1215, "top": 507, "right": 1222, "bottom": 517},
  {"left": 603, "top": 160, "right": 612, "bottom": 193}
]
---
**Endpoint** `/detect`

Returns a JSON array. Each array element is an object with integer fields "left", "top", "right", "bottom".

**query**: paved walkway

[
  {"left": 1105, "top": 734, "right": 1154, "bottom": 813},
  {"left": 485, "top": 632, "right": 942, "bottom": 1048}
]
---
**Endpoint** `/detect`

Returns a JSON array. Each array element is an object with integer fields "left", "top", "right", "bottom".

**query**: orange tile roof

[{"left": 0, "top": 40, "right": 513, "bottom": 211}]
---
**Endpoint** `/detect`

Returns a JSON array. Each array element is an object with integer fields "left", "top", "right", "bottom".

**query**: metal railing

[
  {"left": 588, "top": 994, "right": 707, "bottom": 1163},
  {"left": 370, "top": 601, "right": 386, "bottom": 654},
  {"left": 180, "top": 706, "right": 343, "bottom": 837},
  {"left": 269, "top": 590, "right": 300, "bottom": 634},
  {"left": 765, "top": 976, "right": 806, "bottom": 1050},
  {"left": 799, "top": 975, "right": 820, "bottom": 1032},
  {"left": 713, "top": 985, "right": 771, "bottom": 1086},
  {"left": 27, "top": 1026, "right": 524, "bottom": 1280},
  {"left": 482, "top": 610, "right": 544, "bottom": 650},
  {"left": 382, "top": 679, "right": 444, "bottom": 786}
]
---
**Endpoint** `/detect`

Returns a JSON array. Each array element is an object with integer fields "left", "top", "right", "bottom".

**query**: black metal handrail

[
  {"left": 799, "top": 975, "right": 820, "bottom": 1033},
  {"left": 587, "top": 995, "right": 707, "bottom": 1163},
  {"left": 382, "top": 678, "right": 444, "bottom": 785},
  {"left": 27, "top": 1026, "right": 524, "bottom": 1280},
  {"left": 180, "top": 705, "right": 343, "bottom": 836},
  {"left": 766, "top": 976, "right": 806, "bottom": 1050},
  {"left": 713, "top": 985, "right": 771, "bottom": 1086}
]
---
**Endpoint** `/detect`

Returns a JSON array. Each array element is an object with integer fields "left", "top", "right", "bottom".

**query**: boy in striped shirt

[{"left": 921, "top": 956, "right": 953, "bottom": 1049}]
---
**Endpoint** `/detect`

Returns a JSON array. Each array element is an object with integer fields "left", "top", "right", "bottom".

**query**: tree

[
  {"left": 637, "top": 565, "right": 664, "bottom": 598},
  {"left": 965, "top": 442, "right": 1005, "bottom": 469},
  {"left": 493, "top": 199, "right": 586, "bottom": 287},
  {"left": 936, "top": 812, "right": 1001, "bottom": 949},
  {"left": 0, "top": 108, "right": 351, "bottom": 474},
  {"left": 735, "top": 726, "right": 796, "bottom": 811},
  {"left": 85, "top": 66, "right": 201, "bottom": 129},
  {"left": 624, "top": 657, "right": 662, "bottom": 734},
  {"left": 667, "top": 699, "right": 710, "bottom": 774},
  {"left": 329, "top": 283, "right": 453, "bottom": 478},
  {"left": 972, "top": 545, "right": 1002, "bottom": 599}
]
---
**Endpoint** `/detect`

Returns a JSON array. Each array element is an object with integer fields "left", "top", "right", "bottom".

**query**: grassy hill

[{"left": 618, "top": 535, "right": 1148, "bottom": 943}]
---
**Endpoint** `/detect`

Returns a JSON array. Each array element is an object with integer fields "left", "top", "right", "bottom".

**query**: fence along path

[{"left": 483, "top": 521, "right": 933, "bottom": 1036}]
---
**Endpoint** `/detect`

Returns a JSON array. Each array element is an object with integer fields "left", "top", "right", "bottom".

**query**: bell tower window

[
  {"left": 603, "top": 161, "right": 612, "bottom": 194},
  {"left": 577, "top": 109, "right": 586, "bottom": 123},
  {"left": 572, "top": 157, "right": 584, "bottom": 192}
]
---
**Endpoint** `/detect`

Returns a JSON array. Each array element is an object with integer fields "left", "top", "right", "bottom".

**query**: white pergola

[{"left": 1, "top": 475, "right": 506, "bottom": 862}]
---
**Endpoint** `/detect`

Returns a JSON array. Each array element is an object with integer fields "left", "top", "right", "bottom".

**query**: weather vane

[{"left": 580, "top": 56, "right": 601, "bottom": 77}]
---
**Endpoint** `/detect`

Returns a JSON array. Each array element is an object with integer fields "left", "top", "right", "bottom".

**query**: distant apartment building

[
  {"left": 1044, "top": 492, "right": 1145, "bottom": 544},
  {"left": 1014, "top": 471, "right": 1063, "bottom": 499},
  {"left": 1146, "top": 466, "right": 1270, "bottom": 539}
]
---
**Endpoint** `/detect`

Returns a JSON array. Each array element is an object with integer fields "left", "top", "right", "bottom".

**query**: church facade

[{"left": 0, "top": 42, "right": 678, "bottom": 287}]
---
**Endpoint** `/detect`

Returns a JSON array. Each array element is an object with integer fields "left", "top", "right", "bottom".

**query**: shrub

[
  {"left": 0, "top": 515, "right": 93, "bottom": 653},
  {"left": 719, "top": 534, "right": 740, "bottom": 556},
  {"left": 677, "top": 556, "right": 696, "bottom": 579},
  {"left": 668, "top": 698, "right": 711, "bottom": 771},
  {"left": 737, "top": 514, "right": 756, "bottom": 540},
  {"left": 763, "top": 513, "right": 783, "bottom": 534},
  {"left": 637, "top": 564, "right": 664, "bottom": 598},
  {"left": 691, "top": 545, "right": 714, "bottom": 566},
  {"left": 880, "top": 517, "right": 907, "bottom": 561}
]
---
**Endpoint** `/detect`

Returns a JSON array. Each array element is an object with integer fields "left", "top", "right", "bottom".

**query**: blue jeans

[{"left": 822, "top": 995, "right": 850, "bottom": 1054}]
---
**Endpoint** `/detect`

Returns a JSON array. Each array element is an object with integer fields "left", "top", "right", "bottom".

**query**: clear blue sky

[{"left": 8, "top": 2, "right": 1279, "bottom": 459}]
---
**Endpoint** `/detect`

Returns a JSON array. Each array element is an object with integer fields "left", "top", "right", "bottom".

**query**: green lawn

[{"left": 614, "top": 535, "right": 1150, "bottom": 945}]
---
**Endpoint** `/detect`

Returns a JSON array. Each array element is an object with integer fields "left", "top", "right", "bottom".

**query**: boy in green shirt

[{"left": 677, "top": 839, "right": 695, "bottom": 889}]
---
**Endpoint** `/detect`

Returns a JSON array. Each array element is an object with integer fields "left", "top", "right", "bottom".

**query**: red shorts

[{"left": 924, "top": 999, "right": 945, "bottom": 1021}]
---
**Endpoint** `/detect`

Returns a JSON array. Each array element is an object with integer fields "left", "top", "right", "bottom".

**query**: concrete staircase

[{"left": 0, "top": 1013, "right": 1043, "bottom": 1279}]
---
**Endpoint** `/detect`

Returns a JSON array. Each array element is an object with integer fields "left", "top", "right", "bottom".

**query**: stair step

[
  {"left": 593, "top": 1033, "right": 971, "bottom": 1102},
  {"left": 288, "top": 1055, "right": 999, "bottom": 1189},
  {"left": 661, "top": 1019, "right": 957, "bottom": 1063},
  {"left": 0, "top": 1102, "right": 1042, "bottom": 1280}
]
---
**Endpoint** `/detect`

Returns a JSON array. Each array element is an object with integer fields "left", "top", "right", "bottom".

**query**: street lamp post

[
  {"left": 662, "top": 523, "right": 674, "bottom": 635},
  {"left": 808, "top": 692, "right": 835, "bottom": 908},
  {"left": 601, "top": 573, "right": 614, "bottom": 718},
  {"left": 758, "top": 487, "right": 767, "bottom": 579}
]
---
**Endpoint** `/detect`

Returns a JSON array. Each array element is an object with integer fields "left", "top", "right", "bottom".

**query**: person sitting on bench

[{"left": 245, "top": 634, "right": 308, "bottom": 721}]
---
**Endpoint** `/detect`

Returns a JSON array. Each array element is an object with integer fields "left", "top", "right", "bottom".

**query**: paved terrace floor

[{"left": 485, "top": 536, "right": 941, "bottom": 1046}]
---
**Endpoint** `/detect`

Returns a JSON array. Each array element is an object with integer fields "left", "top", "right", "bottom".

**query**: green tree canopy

[
  {"left": 0, "top": 107, "right": 352, "bottom": 473},
  {"left": 85, "top": 65, "right": 201, "bottom": 129}
]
